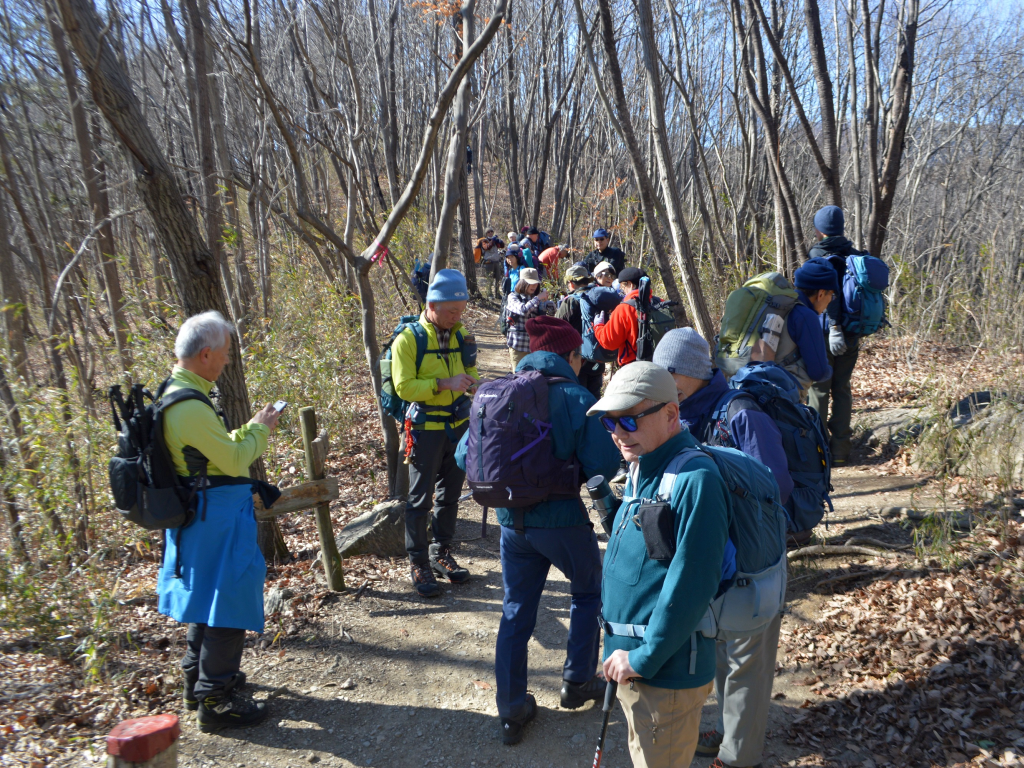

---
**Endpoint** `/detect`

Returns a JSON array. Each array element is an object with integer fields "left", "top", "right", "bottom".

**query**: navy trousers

[{"left": 495, "top": 524, "right": 603, "bottom": 719}]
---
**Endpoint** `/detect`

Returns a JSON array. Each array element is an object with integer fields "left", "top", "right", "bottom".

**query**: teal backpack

[
  {"left": 378, "top": 316, "right": 476, "bottom": 421},
  {"left": 616, "top": 444, "right": 787, "bottom": 670}
]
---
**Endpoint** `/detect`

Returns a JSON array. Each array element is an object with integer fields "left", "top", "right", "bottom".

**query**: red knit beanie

[{"left": 526, "top": 316, "right": 583, "bottom": 355}]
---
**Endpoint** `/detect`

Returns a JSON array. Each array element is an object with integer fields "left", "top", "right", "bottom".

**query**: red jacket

[{"left": 594, "top": 289, "right": 644, "bottom": 366}]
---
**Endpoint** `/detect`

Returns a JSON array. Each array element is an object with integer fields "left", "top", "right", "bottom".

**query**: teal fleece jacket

[
  {"left": 602, "top": 429, "right": 731, "bottom": 689},
  {"left": 456, "top": 351, "right": 619, "bottom": 529}
]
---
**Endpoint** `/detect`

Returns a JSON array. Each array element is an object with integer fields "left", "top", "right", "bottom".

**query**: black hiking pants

[
  {"left": 182, "top": 623, "right": 246, "bottom": 700},
  {"left": 406, "top": 423, "right": 469, "bottom": 565}
]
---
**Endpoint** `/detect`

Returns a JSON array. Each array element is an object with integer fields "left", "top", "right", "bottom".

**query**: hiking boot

[
  {"left": 430, "top": 546, "right": 470, "bottom": 584},
  {"left": 501, "top": 694, "right": 537, "bottom": 745},
  {"left": 184, "top": 671, "right": 247, "bottom": 711},
  {"left": 411, "top": 562, "right": 442, "bottom": 597},
  {"left": 560, "top": 675, "right": 606, "bottom": 709},
  {"left": 196, "top": 691, "right": 267, "bottom": 732},
  {"left": 709, "top": 759, "right": 761, "bottom": 768},
  {"left": 696, "top": 728, "right": 724, "bottom": 756}
]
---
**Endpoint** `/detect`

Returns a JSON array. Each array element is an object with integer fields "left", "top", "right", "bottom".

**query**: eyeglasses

[
  {"left": 600, "top": 402, "right": 668, "bottom": 433},
  {"left": 595, "top": 237, "right": 608, "bottom": 242}
]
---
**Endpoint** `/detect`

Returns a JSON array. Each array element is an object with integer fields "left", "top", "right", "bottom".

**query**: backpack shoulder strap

[
  {"left": 410, "top": 321, "right": 429, "bottom": 371},
  {"left": 656, "top": 448, "right": 710, "bottom": 502},
  {"left": 157, "top": 384, "right": 215, "bottom": 413}
]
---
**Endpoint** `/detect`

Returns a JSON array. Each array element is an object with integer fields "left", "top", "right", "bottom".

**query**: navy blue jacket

[
  {"left": 787, "top": 293, "right": 832, "bottom": 383},
  {"left": 456, "top": 351, "right": 619, "bottom": 528},
  {"left": 677, "top": 370, "right": 794, "bottom": 504},
  {"left": 808, "top": 236, "right": 868, "bottom": 344}
]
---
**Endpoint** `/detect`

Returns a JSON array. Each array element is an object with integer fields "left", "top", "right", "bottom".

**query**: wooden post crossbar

[
  {"left": 249, "top": 406, "right": 345, "bottom": 590},
  {"left": 299, "top": 406, "right": 346, "bottom": 590}
]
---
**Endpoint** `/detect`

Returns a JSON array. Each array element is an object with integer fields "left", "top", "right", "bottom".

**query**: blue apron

[{"left": 158, "top": 483, "right": 266, "bottom": 633}]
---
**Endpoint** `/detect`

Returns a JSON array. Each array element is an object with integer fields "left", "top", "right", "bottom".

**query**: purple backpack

[{"left": 465, "top": 371, "right": 581, "bottom": 525}]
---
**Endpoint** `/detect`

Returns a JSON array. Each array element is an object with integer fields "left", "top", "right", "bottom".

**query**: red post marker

[{"left": 107, "top": 713, "right": 180, "bottom": 767}]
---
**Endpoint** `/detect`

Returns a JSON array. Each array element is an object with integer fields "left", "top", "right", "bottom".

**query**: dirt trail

[{"left": 167, "top": 307, "right": 934, "bottom": 768}]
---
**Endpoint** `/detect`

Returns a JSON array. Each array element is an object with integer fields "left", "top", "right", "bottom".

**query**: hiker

[
  {"left": 392, "top": 269, "right": 480, "bottom": 597},
  {"left": 537, "top": 243, "right": 569, "bottom": 283},
  {"left": 767, "top": 257, "right": 836, "bottom": 397},
  {"left": 653, "top": 329, "right": 789, "bottom": 767},
  {"left": 555, "top": 265, "right": 605, "bottom": 398},
  {"left": 457, "top": 316, "right": 620, "bottom": 745},
  {"left": 583, "top": 228, "right": 627, "bottom": 277},
  {"left": 484, "top": 227, "right": 505, "bottom": 249},
  {"left": 593, "top": 261, "right": 617, "bottom": 288},
  {"left": 476, "top": 234, "right": 505, "bottom": 298},
  {"left": 587, "top": 363, "right": 730, "bottom": 768},
  {"left": 805, "top": 206, "right": 866, "bottom": 465},
  {"left": 505, "top": 268, "right": 555, "bottom": 371},
  {"left": 593, "top": 267, "right": 651, "bottom": 367},
  {"left": 157, "top": 310, "right": 280, "bottom": 731},
  {"left": 504, "top": 247, "right": 525, "bottom": 292},
  {"left": 519, "top": 226, "right": 551, "bottom": 254}
]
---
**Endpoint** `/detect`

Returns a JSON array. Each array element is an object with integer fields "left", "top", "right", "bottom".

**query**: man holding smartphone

[
  {"left": 158, "top": 311, "right": 280, "bottom": 731},
  {"left": 392, "top": 269, "right": 480, "bottom": 597}
]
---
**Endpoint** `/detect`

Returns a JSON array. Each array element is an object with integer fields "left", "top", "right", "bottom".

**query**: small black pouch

[{"left": 636, "top": 502, "right": 676, "bottom": 561}]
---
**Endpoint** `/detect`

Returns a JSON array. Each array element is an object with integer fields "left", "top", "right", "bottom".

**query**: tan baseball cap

[
  {"left": 594, "top": 260, "right": 616, "bottom": 277},
  {"left": 519, "top": 268, "right": 542, "bottom": 285},
  {"left": 586, "top": 362, "right": 679, "bottom": 415}
]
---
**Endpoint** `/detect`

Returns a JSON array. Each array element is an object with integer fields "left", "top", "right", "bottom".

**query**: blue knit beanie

[
  {"left": 794, "top": 257, "right": 840, "bottom": 293},
  {"left": 813, "top": 205, "right": 845, "bottom": 236},
  {"left": 426, "top": 269, "right": 469, "bottom": 303}
]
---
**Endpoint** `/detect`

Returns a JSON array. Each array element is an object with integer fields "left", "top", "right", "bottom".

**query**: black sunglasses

[{"left": 600, "top": 401, "right": 668, "bottom": 433}]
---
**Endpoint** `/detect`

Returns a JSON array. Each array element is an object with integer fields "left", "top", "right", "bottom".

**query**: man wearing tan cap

[{"left": 588, "top": 362, "right": 731, "bottom": 768}]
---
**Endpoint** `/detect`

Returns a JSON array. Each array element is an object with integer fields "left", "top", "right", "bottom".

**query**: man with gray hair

[{"left": 158, "top": 310, "right": 281, "bottom": 731}]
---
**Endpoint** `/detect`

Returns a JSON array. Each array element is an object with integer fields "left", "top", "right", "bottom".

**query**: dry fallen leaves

[{"left": 781, "top": 520, "right": 1024, "bottom": 767}]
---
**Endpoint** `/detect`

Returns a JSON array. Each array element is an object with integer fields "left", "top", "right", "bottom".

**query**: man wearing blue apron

[{"left": 157, "top": 311, "right": 281, "bottom": 731}]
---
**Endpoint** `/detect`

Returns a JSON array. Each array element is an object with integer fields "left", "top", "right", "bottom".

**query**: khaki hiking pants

[{"left": 618, "top": 679, "right": 713, "bottom": 768}]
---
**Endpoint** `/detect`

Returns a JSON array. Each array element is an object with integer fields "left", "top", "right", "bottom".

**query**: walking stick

[
  {"left": 591, "top": 680, "right": 618, "bottom": 768},
  {"left": 481, "top": 506, "right": 489, "bottom": 537}
]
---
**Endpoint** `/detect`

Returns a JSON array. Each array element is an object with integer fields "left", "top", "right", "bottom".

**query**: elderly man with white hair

[{"left": 157, "top": 310, "right": 280, "bottom": 732}]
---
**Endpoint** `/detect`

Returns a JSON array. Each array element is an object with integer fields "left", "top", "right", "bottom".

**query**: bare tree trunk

[
  {"left": 45, "top": 1, "right": 132, "bottom": 378},
  {"left": 431, "top": 0, "right": 476, "bottom": 279},
  {"left": 865, "top": 0, "right": 918, "bottom": 254},
  {"left": 56, "top": 0, "right": 289, "bottom": 561},
  {"left": 634, "top": 0, "right": 714, "bottom": 339},
  {"left": 0, "top": 196, "right": 30, "bottom": 381},
  {"left": 586, "top": 0, "right": 690, "bottom": 326},
  {"left": 368, "top": 0, "right": 400, "bottom": 207}
]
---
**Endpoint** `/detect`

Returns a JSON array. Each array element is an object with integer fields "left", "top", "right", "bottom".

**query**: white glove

[
  {"left": 829, "top": 325, "right": 848, "bottom": 356},
  {"left": 595, "top": 310, "right": 608, "bottom": 326}
]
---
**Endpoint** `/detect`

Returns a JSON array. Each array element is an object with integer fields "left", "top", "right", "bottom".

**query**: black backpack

[{"left": 107, "top": 380, "right": 217, "bottom": 530}]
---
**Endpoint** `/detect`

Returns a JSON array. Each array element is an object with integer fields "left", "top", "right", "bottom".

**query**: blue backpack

[
  {"left": 716, "top": 363, "right": 833, "bottom": 533},
  {"left": 633, "top": 445, "right": 787, "bottom": 650},
  {"left": 378, "top": 317, "right": 475, "bottom": 421},
  {"left": 579, "top": 286, "right": 621, "bottom": 363},
  {"left": 841, "top": 255, "right": 889, "bottom": 335}
]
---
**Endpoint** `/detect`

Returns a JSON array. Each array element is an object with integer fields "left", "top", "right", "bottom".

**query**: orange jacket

[{"left": 594, "top": 289, "right": 640, "bottom": 365}]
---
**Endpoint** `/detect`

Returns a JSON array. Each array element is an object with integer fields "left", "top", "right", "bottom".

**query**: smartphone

[{"left": 272, "top": 400, "right": 288, "bottom": 413}]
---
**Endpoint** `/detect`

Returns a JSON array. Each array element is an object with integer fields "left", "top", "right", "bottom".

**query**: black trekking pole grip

[{"left": 591, "top": 679, "right": 618, "bottom": 768}]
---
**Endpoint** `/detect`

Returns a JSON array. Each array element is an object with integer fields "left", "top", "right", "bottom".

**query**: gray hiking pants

[{"left": 714, "top": 611, "right": 783, "bottom": 767}]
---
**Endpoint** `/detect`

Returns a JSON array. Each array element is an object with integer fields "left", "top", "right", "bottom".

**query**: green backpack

[{"left": 714, "top": 272, "right": 799, "bottom": 376}]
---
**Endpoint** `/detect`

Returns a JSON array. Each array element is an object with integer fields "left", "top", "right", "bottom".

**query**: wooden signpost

[{"left": 251, "top": 405, "right": 345, "bottom": 591}]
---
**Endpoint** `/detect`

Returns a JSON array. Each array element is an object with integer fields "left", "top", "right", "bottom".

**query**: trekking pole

[
  {"left": 591, "top": 679, "right": 618, "bottom": 768},
  {"left": 481, "top": 506, "right": 489, "bottom": 537}
]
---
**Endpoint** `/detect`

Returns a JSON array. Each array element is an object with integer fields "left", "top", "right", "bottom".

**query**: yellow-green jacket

[
  {"left": 162, "top": 366, "right": 269, "bottom": 477},
  {"left": 392, "top": 314, "right": 479, "bottom": 431}
]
